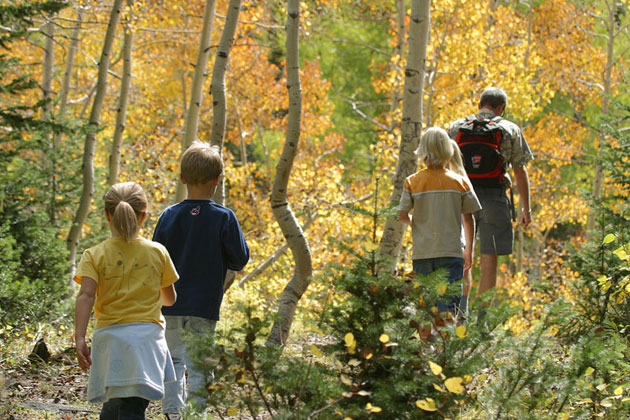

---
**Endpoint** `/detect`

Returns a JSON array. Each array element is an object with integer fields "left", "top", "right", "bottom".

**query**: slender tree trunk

[
  {"left": 108, "top": 19, "right": 133, "bottom": 186},
  {"left": 390, "top": 0, "right": 406, "bottom": 117},
  {"left": 266, "top": 0, "right": 313, "bottom": 347},
  {"left": 51, "top": 10, "right": 82, "bottom": 224},
  {"left": 516, "top": 0, "right": 533, "bottom": 274},
  {"left": 175, "top": 0, "right": 218, "bottom": 202},
  {"left": 41, "top": 17, "right": 55, "bottom": 223},
  {"left": 41, "top": 19, "right": 55, "bottom": 121},
  {"left": 378, "top": 0, "right": 431, "bottom": 268},
  {"left": 57, "top": 11, "right": 82, "bottom": 115},
  {"left": 210, "top": 0, "right": 242, "bottom": 205},
  {"left": 66, "top": 0, "right": 123, "bottom": 274}
]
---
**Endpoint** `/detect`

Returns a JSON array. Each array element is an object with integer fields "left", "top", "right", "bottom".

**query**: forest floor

[
  {"left": 0, "top": 331, "right": 172, "bottom": 420},
  {"left": 0, "top": 325, "right": 275, "bottom": 420}
]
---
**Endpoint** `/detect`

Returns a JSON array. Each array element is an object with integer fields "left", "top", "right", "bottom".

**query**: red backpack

[{"left": 455, "top": 115, "right": 505, "bottom": 188}]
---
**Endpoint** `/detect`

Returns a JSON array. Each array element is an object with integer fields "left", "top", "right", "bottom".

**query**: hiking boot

[{"left": 165, "top": 413, "right": 182, "bottom": 420}]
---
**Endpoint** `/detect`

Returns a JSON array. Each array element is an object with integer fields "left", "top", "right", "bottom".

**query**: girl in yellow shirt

[{"left": 74, "top": 182, "right": 178, "bottom": 419}]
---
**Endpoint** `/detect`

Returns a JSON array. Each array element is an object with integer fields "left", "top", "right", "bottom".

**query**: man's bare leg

[
  {"left": 475, "top": 254, "right": 498, "bottom": 325},
  {"left": 477, "top": 254, "right": 498, "bottom": 296}
]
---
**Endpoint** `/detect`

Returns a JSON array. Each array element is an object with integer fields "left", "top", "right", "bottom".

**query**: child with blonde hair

[
  {"left": 155, "top": 141, "right": 249, "bottom": 417},
  {"left": 398, "top": 127, "right": 481, "bottom": 316},
  {"left": 74, "top": 182, "right": 179, "bottom": 419}
]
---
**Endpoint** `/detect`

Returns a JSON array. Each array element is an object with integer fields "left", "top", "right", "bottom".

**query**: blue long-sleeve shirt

[{"left": 153, "top": 200, "right": 249, "bottom": 320}]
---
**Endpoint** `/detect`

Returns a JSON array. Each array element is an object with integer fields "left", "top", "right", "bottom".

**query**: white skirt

[{"left": 87, "top": 322, "right": 176, "bottom": 403}]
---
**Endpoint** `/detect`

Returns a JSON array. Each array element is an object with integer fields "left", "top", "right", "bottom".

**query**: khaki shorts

[{"left": 473, "top": 187, "right": 513, "bottom": 255}]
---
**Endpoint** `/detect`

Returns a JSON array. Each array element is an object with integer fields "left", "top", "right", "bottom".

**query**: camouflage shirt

[{"left": 448, "top": 108, "right": 533, "bottom": 170}]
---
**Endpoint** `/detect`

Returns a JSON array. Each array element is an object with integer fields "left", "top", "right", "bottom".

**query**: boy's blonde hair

[
  {"left": 180, "top": 140, "right": 223, "bottom": 185},
  {"left": 105, "top": 182, "right": 148, "bottom": 242},
  {"left": 417, "top": 127, "right": 466, "bottom": 176}
]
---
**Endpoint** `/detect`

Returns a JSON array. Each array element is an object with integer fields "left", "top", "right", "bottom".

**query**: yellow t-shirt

[{"left": 74, "top": 236, "right": 179, "bottom": 329}]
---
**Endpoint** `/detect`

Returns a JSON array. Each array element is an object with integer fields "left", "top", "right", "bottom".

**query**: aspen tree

[
  {"left": 586, "top": 0, "right": 627, "bottom": 230},
  {"left": 266, "top": 0, "right": 313, "bottom": 346},
  {"left": 51, "top": 9, "right": 82, "bottom": 224},
  {"left": 210, "top": 0, "right": 242, "bottom": 205},
  {"left": 108, "top": 4, "right": 133, "bottom": 186},
  {"left": 175, "top": 0, "right": 217, "bottom": 202},
  {"left": 378, "top": 0, "right": 431, "bottom": 267},
  {"left": 41, "top": 17, "right": 55, "bottom": 223},
  {"left": 66, "top": 0, "right": 123, "bottom": 273},
  {"left": 210, "top": 0, "right": 242, "bottom": 292}
]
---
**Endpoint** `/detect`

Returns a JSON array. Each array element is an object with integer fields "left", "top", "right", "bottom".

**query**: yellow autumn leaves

[
  {"left": 599, "top": 234, "right": 630, "bottom": 304},
  {"left": 416, "top": 361, "right": 469, "bottom": 412},
  {"left": 345, "top": 332, "right": 357, "bottom": 354}
]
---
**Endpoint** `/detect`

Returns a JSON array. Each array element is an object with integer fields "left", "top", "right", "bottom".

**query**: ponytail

[
  {"left": 112, "top": 201, "right": 139, "bottom": 242},
  {"left": 104, "top": 182, "right": 148, "bottom": 242}
]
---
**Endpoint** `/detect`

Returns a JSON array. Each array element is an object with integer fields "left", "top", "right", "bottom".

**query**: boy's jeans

[
  {"left": 162, "top": 316, "right": 216, "bottom": 414},
  {"left": 413, "top": 257, "right": 464, "bottom": 312}
]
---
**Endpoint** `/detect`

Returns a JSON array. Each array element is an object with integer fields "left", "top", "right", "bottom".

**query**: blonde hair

[
  {"left": 180, "top": 140, "right": 223, "bottom": 185},
  {"left": 417, "top": 127, "right": 466, "bottom": 176},
  {"left": 104, "top": 182, "right": 148, "bottom": 242}
]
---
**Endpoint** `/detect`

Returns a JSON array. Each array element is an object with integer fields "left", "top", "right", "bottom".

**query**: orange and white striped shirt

[{"left": 398, "top": 168, "right": 481, "bottom": 260}]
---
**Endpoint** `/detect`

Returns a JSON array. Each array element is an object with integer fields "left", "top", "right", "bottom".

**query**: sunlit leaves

[
  {"left": 613, "top": 245, "right": 629, "bottom": 261},
  {"left": 455, "top": 325, "right": 467, "bottom": 338},
  {"left": 436, "top": 283, "right": 447, "bottom": 296},
  {"left": 444, "top": 377, "right": 464, "bottom": 394},
  {"left": 415, "top": 397, "right": 437, "bottom": 411},
  {"left": 603, "top": 233, "right": 617, "bottom": 244},
  {"left": 429, "top": 361, "right": 442, "bottom": 376},
  {"left": 365, "top": 402, "right": 381, "bottom": 413},
  {"left": 310, "top": 345, "right": 323, "bottom": 358},
  {"left": 344, "top": 332, "right": 357, "bottom": 354}
]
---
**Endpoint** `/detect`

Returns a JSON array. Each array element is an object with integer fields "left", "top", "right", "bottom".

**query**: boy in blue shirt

[{"left": 154, "top": 141, "right": 250, "bottom": 418}]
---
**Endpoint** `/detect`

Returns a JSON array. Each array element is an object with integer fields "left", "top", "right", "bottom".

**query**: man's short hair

[
  {"left": 479, "top": 87, "right": 508, "bottom": 109},
  {"left": 180, "top": 140, "right": 223, "bottom": 185}
]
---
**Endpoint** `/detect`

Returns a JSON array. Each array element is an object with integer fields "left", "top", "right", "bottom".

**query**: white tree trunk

[
  {"left": 266, "top": 0, "right": 313, "bottom": 347},
  {"left": 57, "top": 10, "right": 82, "bottom": 116},
  {"left": 378, "top": 0, "right": 431, "bottom": 267},
  {"left": 41, "top": 19, "right": 55, "bottom": 121},
  {"left": 66, "top": 0, "right": 123, "bottom": 274},
  {"left": 390, "top": 0, "right": 406, "bottom": 117},
  {"left": 108, "top": 21, "right": 133, "bottom": 186},
  {"left": 210, "top": 0, "right": 242, "bottom": 205},
  {"left": 41, "top": 17, "right": 55, "bottom": 223},
  {"left": 175, "top": 0, "right": 218, "bottom": 202},
  {"left": 51, "top": 11, "right": 82, "bottom": 224}
]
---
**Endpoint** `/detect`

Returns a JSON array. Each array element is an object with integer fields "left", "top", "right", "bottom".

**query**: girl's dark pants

[{"left": 100, "top": 397, "right": 150, "bottom": 420}]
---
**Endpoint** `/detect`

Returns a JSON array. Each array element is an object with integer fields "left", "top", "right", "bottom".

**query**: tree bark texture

[
  {"left": 108, "top": 21, "right": 133, "bottom": 186},
  {"left": 175, "top": 0, "right": 218, "bottom": 202},
  {"left": 51, "top": 10, "right": 81, "bottom": 224},
  {"left": 378, "top": 0, "right": 431, "bottom": 267},
  {"left": 41, "top": 19, "right": 55, "bottom": 121},
  {"left": 42, "top": 17, "right": 55, "bottom": 223},
  {"left": 390, "top": 0, "right": 406, "bottom": 116},
  {"left": 210, "top": 0, "right": 242, "bottom": 205},
  {"left": 66, "top": 0, "right": 123, "bottom": 273},
  {"left": 266, "top": 0, "right": 313, "bottom": 347},
  {"left": 57, "top": 10, "right": 82, "bottom": 117}
]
